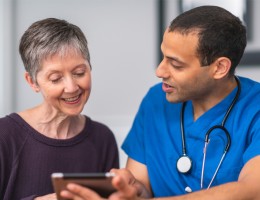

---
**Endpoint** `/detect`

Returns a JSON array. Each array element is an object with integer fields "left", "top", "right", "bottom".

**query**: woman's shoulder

[
  {"left": 83, "top": 116, "right": 115, "bottom": 138},
  {"left": 0, "top": 113, "right": 23, "bottom": 130},
  {"left": 81, "top": 116, "right": 118, "bottom": 151},
  {"left": 0, "top": 113, "right": 28, "bottom": 146}
]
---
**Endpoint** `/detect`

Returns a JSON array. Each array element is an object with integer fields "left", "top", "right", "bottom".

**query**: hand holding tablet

[{"left": 51, "top": 172, "right": 116, "bottom": 200}]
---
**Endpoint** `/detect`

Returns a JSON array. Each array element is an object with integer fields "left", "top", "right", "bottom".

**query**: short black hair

[{"left": 169, "top": 5, "right": 247, "bottom": 75}]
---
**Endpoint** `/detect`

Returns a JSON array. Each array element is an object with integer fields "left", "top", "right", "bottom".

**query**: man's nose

[{"left": 156, "top": 58, "right": 169, "bottom": 78}]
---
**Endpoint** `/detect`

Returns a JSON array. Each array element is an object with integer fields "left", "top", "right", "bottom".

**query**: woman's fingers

[{"left": 60, "top": 183, "right": 102, "bottom": 200}]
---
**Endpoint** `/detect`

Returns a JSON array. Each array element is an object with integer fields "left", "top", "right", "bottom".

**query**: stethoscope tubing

[{"left": 178, "top": 76, "right": 241, "bottom": 189}]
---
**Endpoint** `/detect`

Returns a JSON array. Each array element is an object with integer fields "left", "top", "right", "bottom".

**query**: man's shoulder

[
  {"left": 141, "top": 82, "right": 165, "bottom": 104},
  {"left": 240, "top": 76, "right": 260, "bottom": 96},
  {"left": 237, "top": 77, "right": 260, "bottom": 114},
  {"left": 146, "top": 82, "right": 164, "bottom": 97},
  {"left": 240, "top": 76, "right": 260, "bottom": 88}
]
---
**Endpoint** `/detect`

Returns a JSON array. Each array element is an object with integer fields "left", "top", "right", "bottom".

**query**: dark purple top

[{"left": 0, "top": 113, "right": 119, "bottom": 200}]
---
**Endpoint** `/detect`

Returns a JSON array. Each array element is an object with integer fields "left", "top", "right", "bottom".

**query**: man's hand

[
  {"left": 109, "top": 168, "right": 140, "bottom": 200},
  {"left": 59, "top": 168, "right": 150, "bottom": 200}
]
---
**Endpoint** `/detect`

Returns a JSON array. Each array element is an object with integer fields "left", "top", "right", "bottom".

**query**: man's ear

[
  {"left": 24, "top": 72, "right": 40, "bottom": 92},
  {"left": 212, "top": 57, "right": 231, "bottom": 79}
]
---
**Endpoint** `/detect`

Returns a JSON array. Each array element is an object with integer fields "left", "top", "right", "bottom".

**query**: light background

[{"left": 1, "top": 0, "right": 260, "bottom": 167}]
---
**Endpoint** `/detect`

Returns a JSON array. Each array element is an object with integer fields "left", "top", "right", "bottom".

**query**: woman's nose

[{"left": 64, "top": 77, "right": 79, "bottom": 93}]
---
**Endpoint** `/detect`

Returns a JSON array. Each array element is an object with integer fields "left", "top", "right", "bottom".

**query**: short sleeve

[{"left": 122, "top": 92, "right": 150, "bottom": 165}]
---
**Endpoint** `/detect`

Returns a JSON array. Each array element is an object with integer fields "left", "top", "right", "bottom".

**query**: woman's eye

[
  {"left": 73, "top": 72, "right": 85, "bottom": 77},
  {"left": 50, "top": 77, "right": 61, "bottom": 84}
]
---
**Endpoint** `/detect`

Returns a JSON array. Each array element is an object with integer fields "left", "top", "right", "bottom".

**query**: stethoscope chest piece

[{"left": 177, "top": 155, "right": 192, "bottom": 173}]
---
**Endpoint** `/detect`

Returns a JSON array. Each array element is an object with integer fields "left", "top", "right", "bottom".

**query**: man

[{"left": 61, "top": 5, "right": 260, "bottom": 200}]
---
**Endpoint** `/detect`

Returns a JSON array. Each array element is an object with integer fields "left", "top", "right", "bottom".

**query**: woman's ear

[
  {"left": 212, "top": 57, "right": 231, "bottom": 79},
  {"left": 24, "top": 72, "right": 40, "bottom": 92}
]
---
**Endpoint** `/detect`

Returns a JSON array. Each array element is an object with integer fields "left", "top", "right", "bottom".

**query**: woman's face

[{"left": 35, "top": 51, "right": 91, "bottom": 116}]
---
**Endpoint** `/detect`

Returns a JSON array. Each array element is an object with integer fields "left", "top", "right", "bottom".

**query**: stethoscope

[{"left": 176, "top": 76, "right": 241, "bottom": 190}]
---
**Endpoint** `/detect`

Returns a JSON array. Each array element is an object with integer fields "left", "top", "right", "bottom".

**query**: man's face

[{"left": 156, "top": 30, "right": 215, "bottom": 103}]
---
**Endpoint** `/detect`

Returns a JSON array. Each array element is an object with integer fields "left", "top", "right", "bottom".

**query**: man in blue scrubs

[{"left": 61, "top": 5, "right": 260, "bottom": 200}]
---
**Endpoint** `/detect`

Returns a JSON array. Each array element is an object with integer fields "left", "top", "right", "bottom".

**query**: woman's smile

[{"left": 62, "top": 94, "right": 82, "bottom": 104}]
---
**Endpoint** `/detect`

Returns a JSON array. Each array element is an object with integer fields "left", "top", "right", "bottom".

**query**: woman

[{"left": 0, "top": 18, "right": 119, "bottom": 200}]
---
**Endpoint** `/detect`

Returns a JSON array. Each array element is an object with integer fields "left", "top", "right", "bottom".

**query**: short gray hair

[{"left": 19, "top": 18, "right": 91, "bottom": 83}]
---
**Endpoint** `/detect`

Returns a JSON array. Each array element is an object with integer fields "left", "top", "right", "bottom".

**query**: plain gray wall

[{"left": 1, "top": 0, "right": 260, "bottom": 167}]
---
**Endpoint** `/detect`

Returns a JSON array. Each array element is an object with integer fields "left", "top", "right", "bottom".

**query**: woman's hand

[
  {"left": 34, "top": 193, "right": 57, "bottom": 200},
  {"left": 60, "top": 183, "right": 103, "bottom": 200}
]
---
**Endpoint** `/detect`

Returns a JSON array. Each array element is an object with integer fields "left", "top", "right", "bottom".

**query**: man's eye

[{"left": 171, "top": 64, "right": 183, "bottom": 69}]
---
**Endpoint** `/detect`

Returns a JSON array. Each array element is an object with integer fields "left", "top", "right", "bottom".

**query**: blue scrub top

[{"left": 122, "top": 77, "right": 260, "bottom": 197}]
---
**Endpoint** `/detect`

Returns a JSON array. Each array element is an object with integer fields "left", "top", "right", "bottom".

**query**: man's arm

[
  {"left": 112, "top": 156, "right": 260, "bottom": 200},
  {"left": 59, "top": 156, "right": 260, "bottom": 200},
  {"left": 155, "top": 155, "right": 260, "bottom": 200},
  {"left": 125, "top": 158, "right": 152, "bottom": 197}
]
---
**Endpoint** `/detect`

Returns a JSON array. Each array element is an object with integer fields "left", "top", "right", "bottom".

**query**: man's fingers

[
  {"left": 112, "top": 174, "right": 125, "bottom": 190},
  {"left": 60, "top": 190, "right": 76, "bottom": 199},
  {"left": 112, "top": 175, "right": 137, "bottom": 198}
]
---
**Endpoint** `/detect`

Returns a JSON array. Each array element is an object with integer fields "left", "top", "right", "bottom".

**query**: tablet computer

[{"left": 51, "top": 172, "right": 116, "bottom": 200}]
